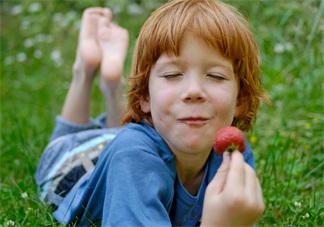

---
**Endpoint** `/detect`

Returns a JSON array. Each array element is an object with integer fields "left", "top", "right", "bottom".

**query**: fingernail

[{"left": 223, "top": 151, "right": 230, "bottom": 159}]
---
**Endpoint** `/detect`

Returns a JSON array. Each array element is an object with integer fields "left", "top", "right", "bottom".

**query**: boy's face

[{"left": 140, "top": 34, "right": 240, "bottom": 158}]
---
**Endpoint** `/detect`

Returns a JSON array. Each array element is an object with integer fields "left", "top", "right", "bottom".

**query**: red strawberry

[{"left": 213, "top": 126, "right": 246, "bottom": 155}]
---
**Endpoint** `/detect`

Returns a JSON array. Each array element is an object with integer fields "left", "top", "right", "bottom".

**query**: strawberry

[{"left": 213, "top": 126, "right": 246, "bottom": 155}]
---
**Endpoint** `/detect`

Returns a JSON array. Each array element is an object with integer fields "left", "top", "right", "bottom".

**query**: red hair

[{"left": 122, "top": 0, "right": 270, "bottom": 131}]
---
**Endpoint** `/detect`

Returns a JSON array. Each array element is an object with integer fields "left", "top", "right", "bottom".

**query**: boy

[{"left": 36, "top": 0, "right": 268, "bottom": 225}]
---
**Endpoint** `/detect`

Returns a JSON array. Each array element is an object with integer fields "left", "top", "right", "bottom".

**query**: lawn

[{"left": 0, "top": 0, "right": 323, "bottom": 226}]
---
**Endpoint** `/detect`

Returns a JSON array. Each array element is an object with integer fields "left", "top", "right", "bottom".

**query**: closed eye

[
  {"left": 162, "top": 73, "right": 183, "bottom": 79},
  {"left": 206, "top": 74, "right": 227, "bottom": 81}
]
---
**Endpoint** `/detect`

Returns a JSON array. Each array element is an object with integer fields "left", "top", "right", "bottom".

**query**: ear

[
  {"left": 234, "top": 100, "right": 244, "bottom": 118},
  {"left": 140, "top": 98, "right": 150, "bottom": 113}
]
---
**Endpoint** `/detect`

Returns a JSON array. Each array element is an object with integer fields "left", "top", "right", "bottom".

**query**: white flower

[
  {"left": 11, "top": 5, "right": 23, "bottom": 15},
  {"left": 274, "top": 42, "right": 294, "bottom": 54},
  {"left": 21, "top": 192, "right": 28, "bottom": 198},
  {"left": 294, "top": 201, "right": 302, "bottom": 208},
  {"left": 34, "top": 50, "right": 43, "bottom": 59},
  {"left": 53, "top": 12, "right": 63, "bottom": 23},
  {"left": 24, "top": 38, "right": 34, "bottom": 48},
  {"left": 302, "top": 213, "right": 310, "bottom": 219},
  {"left": 285, "top": 42, "right": 294, "bottom": 52},
  {"left": 111, "top": 4, "right": 122, "bottom": 14},
  {"left": 26, "top": 207, "right": 32, "bottom": 214},
  {"left": 51, "top": 50, "right": 61, "bottom": 61},
  {"left": 51, "top": 50, "right": 63, "bottom": 67},
  {"left": 274, "top": 43, "right": 285, "bottom": 54},
  {"left": 66, "top": 11, "right": 77, "bottom": 21},
  {"left": 7, "top": 220, "right": 15, "bottom": 226},
  {"left": 35, "top": 34, "right": 47, "bottom": 43},
  {"left": 127, "top": 3, "right": 143, "bottom": 15},
  {"left": 28, "top": 3, "right": 42, "bottom": 13},
  {"left": 4, "top": 56, "right": 14, "bottom": 65},
  {"left": 35, "top": 34, "right": 53, "bottom": 43},
  {"left": 20, "top": 20, "right": 31, "bottom": 30},
  {"left": 16, "top": 52, "right": 27, "bottom": 62}
]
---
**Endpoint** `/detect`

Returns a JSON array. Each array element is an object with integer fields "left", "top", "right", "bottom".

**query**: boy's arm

[{"left": 201, "top": 151, "right": 265, "bottom": 226}]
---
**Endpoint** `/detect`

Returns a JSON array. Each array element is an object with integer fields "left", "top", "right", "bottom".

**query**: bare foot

[
  {"left": 73, "top": 7, "right": 112, "bottom": 81},
  {"left": 96, "top": 17, "right": 129, "bottom": 127},
  {"left": 61, "top": 8, "right": 112, "bottom": 124},
  {"left": 97, "top": 17, "right": 129, "bottom": 89}
]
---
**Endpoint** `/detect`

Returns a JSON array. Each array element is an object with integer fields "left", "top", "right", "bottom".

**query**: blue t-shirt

[{"left": 54, "top": 122, "right": 255, "bottom": 226}]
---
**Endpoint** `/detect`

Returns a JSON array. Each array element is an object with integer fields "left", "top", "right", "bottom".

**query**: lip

[{"left": 178, "top": 117, "right": 209, "bottom": 127}]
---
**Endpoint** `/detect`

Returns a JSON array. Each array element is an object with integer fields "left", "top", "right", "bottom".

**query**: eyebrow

[
  {"left": 155, "top": 55, "right": 234, "bottom": 73},
  {"left": 153, "top": 56, "right": 180, "bottom": 71}
]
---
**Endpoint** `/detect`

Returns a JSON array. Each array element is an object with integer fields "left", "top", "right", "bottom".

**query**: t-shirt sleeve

[
  {"left": 97, "top": 147, "right": 174, "bottom": 226},
  {"left": 243, "top": 140, "right": 256, "bottom": 169}
]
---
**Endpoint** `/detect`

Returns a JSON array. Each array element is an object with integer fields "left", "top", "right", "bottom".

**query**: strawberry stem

[{"left": 226, "top": 143, "right": 239, "bottom": 152}]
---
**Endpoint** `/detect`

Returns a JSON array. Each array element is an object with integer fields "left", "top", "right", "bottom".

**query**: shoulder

[
  {"left": 95, "top": 122, "right": 176, "bottom": 177},
  {"left": 107, "top": 122, "right": 174, "bottom": 160}
]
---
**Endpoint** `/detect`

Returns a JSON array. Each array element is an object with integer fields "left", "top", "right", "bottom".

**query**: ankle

[
  {"left": 72, "top": 62, "right": 96, "bottom": 83},
  {"left": 100, "top": 76, "right": 124, "bottom": 97}
]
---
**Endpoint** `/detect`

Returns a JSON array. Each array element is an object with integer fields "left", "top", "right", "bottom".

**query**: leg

[
  {"left": 61, "top": 8, "right": 112, "bottom": 124},
  {"left": 97, "top": 17, "right": 129, "bottom": 127}
]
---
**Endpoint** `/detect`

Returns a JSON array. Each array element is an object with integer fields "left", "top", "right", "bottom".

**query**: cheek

[
  {"left": 149, "top": 90, "right": 177, "bottom": 126},
  {"left": 149, "top": 81, "right": 175, "bottom": 110},
  {"left": 150, "top": 94, "right": 170, "bottom": 117},
  {"left": 214, "top": 92, "right": 237, "bottom": 118}
]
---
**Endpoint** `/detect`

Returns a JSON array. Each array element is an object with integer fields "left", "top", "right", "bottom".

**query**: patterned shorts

[{"left": 35, "top": 128, "right": 122, "bottom": 206}]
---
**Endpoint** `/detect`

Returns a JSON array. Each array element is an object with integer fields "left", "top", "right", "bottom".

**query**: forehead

[{"left": 155, "top": 34, "right": 233, "bottom": 70}]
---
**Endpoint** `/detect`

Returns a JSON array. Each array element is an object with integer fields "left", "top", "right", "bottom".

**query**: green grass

[{"left": 1, "top": 0, "right": 323, "bottom": 226}]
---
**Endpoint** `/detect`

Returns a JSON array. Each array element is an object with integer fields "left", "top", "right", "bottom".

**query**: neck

[{"left": 176, "top": 154, "right": 208, "bottom": 196}]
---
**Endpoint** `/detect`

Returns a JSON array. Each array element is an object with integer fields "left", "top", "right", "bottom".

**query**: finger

[
  {"left": 208, "top": 151, "right": 231, "bottom": 194},
  {"left": 243, "top": 163, "right": 257, "bottom": 196},
  {"left": 243, "top": 163, "right": 259, "bottom": 210},
  {"left": 227, "top": 150, "right": 245, "bottom": 188},
  {"left": 243, "top": 165, "right": 263, "bottom": 205},
  {"left": 255, "top": 177, "right": 266, "bottom": 213},
  {"left": 224, "top": 150, "right": 245, "bottom": 190},
  {"left": 244, "top": 164, "right": 266, "bottom": 217}
]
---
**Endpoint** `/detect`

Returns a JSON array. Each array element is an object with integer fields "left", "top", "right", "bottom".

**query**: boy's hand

[{"left": 201, "top": 151, "right": 265, "bottom": 226}]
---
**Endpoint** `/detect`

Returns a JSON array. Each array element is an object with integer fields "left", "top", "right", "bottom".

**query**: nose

[{"left": 180, "top": 75, "right": 207, "bottom": 103}]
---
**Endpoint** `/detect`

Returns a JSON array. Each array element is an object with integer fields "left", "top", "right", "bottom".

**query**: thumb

[{"left": 208, "top": 151, "right": 231, "bottom": 194}]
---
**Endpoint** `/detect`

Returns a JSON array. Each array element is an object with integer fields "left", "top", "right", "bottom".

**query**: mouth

[{"left": 178, "top": 117, "right": 209, "bottom": 127}]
